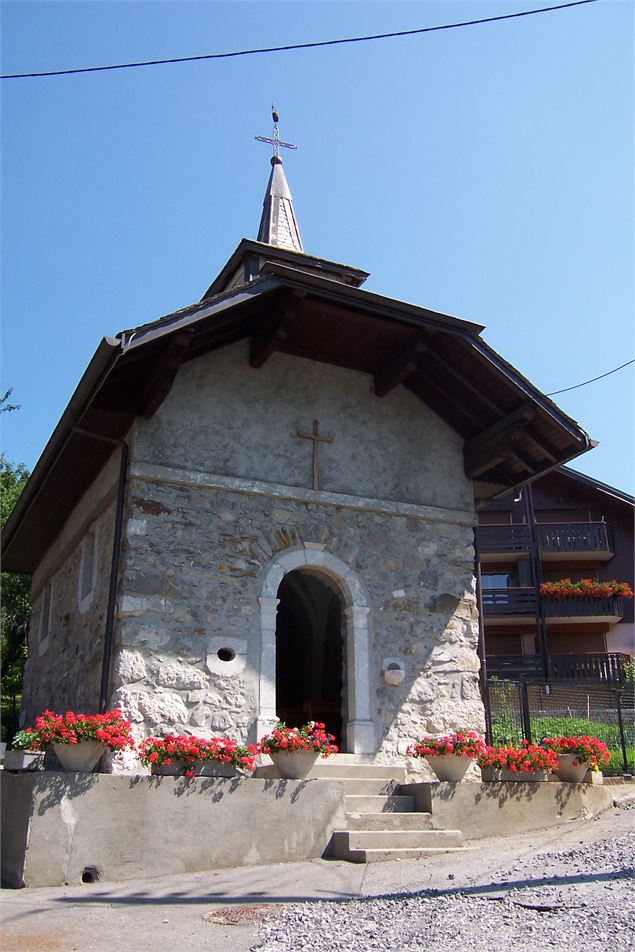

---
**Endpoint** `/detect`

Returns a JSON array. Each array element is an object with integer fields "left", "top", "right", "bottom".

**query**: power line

[
  {"left": 1, "top": 1, "right": 599, "bottom": 80},
  {"left": 547, "top": 358, "right": 634, "bottom": 396}
]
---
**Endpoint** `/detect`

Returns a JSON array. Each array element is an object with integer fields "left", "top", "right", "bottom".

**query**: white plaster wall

[
  {"left": 606, "top": 622, "right": 635, "bottom": 655},
  {"left": 133, "top": 341, "right": 473, "bottom": 512}
]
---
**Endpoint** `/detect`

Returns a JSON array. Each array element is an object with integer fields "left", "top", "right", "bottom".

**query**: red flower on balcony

[{"left": 540, "top": 579, "right": 634, "bottom": 600}]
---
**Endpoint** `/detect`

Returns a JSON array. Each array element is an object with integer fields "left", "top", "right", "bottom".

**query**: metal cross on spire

[{"left": 255, "top": 104, "right": 297, "bottom": 159}]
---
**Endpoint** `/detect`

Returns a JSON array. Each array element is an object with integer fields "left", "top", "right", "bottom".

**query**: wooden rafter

[
  {"left": 250, "top": 290, "right": 306, "bottom": 368},
  {"left": 374, "top": 339, "right": 427, "bottom": 397},
  {"left": 139, "top": 331, "right": 192, "bottom": 419}
]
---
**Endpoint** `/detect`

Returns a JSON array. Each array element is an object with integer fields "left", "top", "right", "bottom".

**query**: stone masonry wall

[
  {"left": 112, "top": 475, "right": 484, "bottom": 756},
  {"left": 21, "top": 503, "right": 115, "bottom": 726}
]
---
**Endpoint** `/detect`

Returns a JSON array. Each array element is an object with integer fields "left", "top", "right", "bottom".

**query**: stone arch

[{"left": 257, "top": 545, "right": 375, "bottom": 753}]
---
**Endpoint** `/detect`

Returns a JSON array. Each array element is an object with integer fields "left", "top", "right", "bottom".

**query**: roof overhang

[{"left": 2, "top": 265, "right": 594, "bottom": 572}]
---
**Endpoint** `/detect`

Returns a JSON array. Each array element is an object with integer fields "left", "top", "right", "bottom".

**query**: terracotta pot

[
  {"left": 500, "top": 768, "right": 550, "bottom": 782},
  {"left": 52, "top": 741, "right": 105, "bottom": 773},
  {"left": 556, "top": 753, "right": 589, "bottom": 783},
  {"left": 425, "top": 754, "right": 473, "bottom": 782},
  {"left": 270, "top": 749, "right": 320, "bottom": 779},
  {"left": 4, "top": 750, "right": 45, "bottom": 771}
]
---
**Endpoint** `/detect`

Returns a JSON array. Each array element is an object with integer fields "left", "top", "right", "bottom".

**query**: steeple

[{"left": 255, "top": 107, "right": 303, "bottom": 253}]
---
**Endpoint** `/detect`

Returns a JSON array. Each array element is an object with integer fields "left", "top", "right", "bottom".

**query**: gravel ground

[{"left": 254, "top": 831, "right": 635, "bottom": 952}]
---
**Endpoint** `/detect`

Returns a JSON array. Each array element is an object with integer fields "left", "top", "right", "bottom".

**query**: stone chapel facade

[{"left": 4, "top": 145, "right": 593, "bottom": 761}]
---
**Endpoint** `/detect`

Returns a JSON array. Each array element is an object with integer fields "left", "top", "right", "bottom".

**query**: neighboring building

[
  {"left": 477, "top": 466, "right": 634, "bottom": 685},
  {"left": 3, "top": 132, "right": 595, "bottom": 759}
]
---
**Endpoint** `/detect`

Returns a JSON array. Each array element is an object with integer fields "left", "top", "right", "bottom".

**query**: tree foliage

[{"left": 1, "top": 455, "right": 31, "bottom": 695}]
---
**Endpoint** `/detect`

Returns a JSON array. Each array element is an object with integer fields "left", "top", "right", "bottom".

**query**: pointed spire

[{"left": 255, "top": 106, "right": 303, "bottom": 253}]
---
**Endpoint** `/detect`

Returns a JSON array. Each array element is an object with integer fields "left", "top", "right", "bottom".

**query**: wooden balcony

[
  {"left": 478, "top": 522, "right": 615, "bottom": 563},
  {"left": 536, "top": 522, "right": 615, "bottom": 561},
  {"left": 487, "top": 652, "right": 629, "bottom": 685},
  {"left": 481, "top": 587, "right": 537, "bottom": 624},
  {"left": 477, "top": 525, "right": 531, "bottom": 562},
  {"left": 544, "top": 594, "right": 624, "bottom": 624},
  {"left": 482, "top": 590, "right": 625, "bottom": 625}
]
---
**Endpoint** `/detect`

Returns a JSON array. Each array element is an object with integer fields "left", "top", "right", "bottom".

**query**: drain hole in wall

[
  {"left": 81, "top": 866, "right": 99, "bottom": 884},
  {"left": 217, "top": 647, "right": 236, "bottom": 663}
]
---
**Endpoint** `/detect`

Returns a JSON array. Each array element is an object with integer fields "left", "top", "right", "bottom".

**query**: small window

[
  {"left": 79, "top": 530, "right": 96, "bottom": 608},
  {"left": 39, "top": 580, "right": 53, "bottom": 647},
  {"left": 481, "top": 572, "right": 515, "bottom": 589}
]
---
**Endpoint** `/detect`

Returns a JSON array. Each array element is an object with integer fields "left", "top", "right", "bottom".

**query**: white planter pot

[
  {"left": 426, "top": 754, "right": 473, "bottom": 782},
  {"left": 4, "top": 750, "right": 44, "bottom": 771},
  {"left": 556, "top": 753, "right": 589, "bottom": 783},
  {"left": 480, "top": 766, "right": 504, "bottom": 782},
  {"left": 52, "top": 741, "right": 105, "bottom": 773},
  {"left": 270, "top": 749, "right": 320, "bottom": 780}
]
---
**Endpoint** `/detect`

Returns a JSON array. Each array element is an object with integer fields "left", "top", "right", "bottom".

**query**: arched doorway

[
  {"left": 258, "top": 545, "right": 375, "bottom": 754},
  {"left": 275, "top": 570, "right": 345, "bottom": 747}
]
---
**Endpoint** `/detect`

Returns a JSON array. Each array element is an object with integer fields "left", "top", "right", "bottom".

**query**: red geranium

[
  {"left": 478, "top": 742, "right": 559, "bottom": 774},
  {"left": 32, "top": 709, "right": 134, "bottom": 751},
  {"left": 406, "top": 731, "right": 487, "bottom": 759},
  {"left": 540, "top": 578, "right": 634, "bottom": 600},
  {"left": 539, "top": 735, "right": 610, "bottom": 767},
  {"left": 258, "top": 722, "right": 338, "bottom": 757},
  {"left": 138, "top": 734, "right": 259, "bottom": 776}
]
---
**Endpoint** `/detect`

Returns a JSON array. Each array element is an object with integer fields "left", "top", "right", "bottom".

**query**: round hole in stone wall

[
  {"left": 81, "top": 866, "right": 99, "bottom": 884},
  {"left": 217, "top": 647, "right": 236, "bottom": 663}
]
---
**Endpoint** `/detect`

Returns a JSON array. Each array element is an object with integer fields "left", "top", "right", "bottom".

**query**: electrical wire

[
  {"left": 1, "top": 1, "right": 599, "bottom": 80},
  {"left": 547, "top": 359, "right": 634, "bottom": 396}
]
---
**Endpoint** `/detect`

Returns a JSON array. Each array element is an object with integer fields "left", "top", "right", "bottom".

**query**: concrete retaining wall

[
  {"left": 400, "top": 781, "right": 614, "bottom": 839},
  {"left": 1, "top": 772, "right": 346, "bottom": 888}
]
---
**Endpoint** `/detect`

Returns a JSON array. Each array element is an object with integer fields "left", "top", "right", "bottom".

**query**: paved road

[{"left": 1, "top": 801, "right": 633, "bottom": 952}]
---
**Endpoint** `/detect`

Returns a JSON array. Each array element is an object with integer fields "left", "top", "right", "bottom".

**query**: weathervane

[{"left": 255, "top": 104, "right": 297, "bottom": 159}]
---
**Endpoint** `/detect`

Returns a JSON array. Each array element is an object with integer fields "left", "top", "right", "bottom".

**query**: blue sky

[{"left": 2, "top": 0, "right": 633, "bottom": 494}]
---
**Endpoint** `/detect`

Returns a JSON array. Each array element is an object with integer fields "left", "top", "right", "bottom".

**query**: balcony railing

[
  {"left": 477, "top": 525, "right": 531, "bottom": 554},
  {"left": 481, "top": 587, "right": 537, "bottom": 617},
  {"left": 536, "top": 522, "right": 614, "bottom": 556},
  {"left": 544, "top": 594, "right": 624, "bottom": 621},
  {"left": 487, "top": 652, "right": 630, "bottom": 685},
  {"left": 477, "top": 522, "right": 614, "bottom": 559}
]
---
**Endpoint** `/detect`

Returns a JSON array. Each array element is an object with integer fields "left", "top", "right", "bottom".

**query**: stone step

[
  {"left": 308, "top": 763, "right": 407, "bottom": 781},
  {"left": 338, "top": 778, "right": 402, "bottom": 795},
  {"left": 331, "top": 829, "right": 463, "bottom": 859},
  {"left": 344, "top": 794, "right": 415, "bottom": 813},
  {"left": 344, "top": 846, "right": 474, "bottom": 864},
  {"left": 345, "top": 811, "right": 433, "bottom": 831}
]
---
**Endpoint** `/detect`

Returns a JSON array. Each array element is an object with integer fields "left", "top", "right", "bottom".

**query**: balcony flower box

[{"left": 540, "top": 579, "right": 633, "bottom": 600}]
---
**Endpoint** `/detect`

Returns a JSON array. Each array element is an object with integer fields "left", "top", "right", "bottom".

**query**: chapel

[{"left": 3, "top": 115, "right": 593, "bottom": 759}]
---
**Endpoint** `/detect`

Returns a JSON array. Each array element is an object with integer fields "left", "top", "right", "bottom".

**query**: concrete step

[
  {"left": 337, "top": 778, "right": 401, "bottom": 795},
  {"left": 344, "top": 794, "right": 415, "bottom": 814},
  {"left": 345, "top": 811, "right": 433, "bottom": 831},
  {"left": 308, "top": 763, "right": 407, "bottom": 781},
  {"left": 344, "top": 846, "right": 474, "bottom": 864},
  {"left": 331, "top": 829, "right": 463, "bottom": 859}
]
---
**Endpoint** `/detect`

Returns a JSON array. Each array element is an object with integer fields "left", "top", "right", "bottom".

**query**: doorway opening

[{"left": 275, "top": 569, "right": 345, "bottom": 748}]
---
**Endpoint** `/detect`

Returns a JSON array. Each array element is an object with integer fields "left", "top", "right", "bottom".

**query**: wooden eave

[{"left": 2, "top": 270, "right": 593, "bottom": 572}]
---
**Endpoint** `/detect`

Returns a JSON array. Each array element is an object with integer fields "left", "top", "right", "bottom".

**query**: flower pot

[
  {"left": 196, "top": 761, "right": 241, "bottom": 778},
  {"left": 52, "top": 741, "right": 105, "bottom": 773},
  {"left": 152, "top": 761, "right": 185, "bottom": 776},
  {"left": 4, "top": 750, "right": 45, "bottom": 771},
  {"left": 556, "top": 753, "right": 589, "bottom": 783},
  {"left": 500, "top": 768, "right": 550, "bottom": 782},
  {"left": 480, "top": 766, "right": 504, "bottom": 782},
  {"left": 270, "top": 749, "right": 320, "bottom": 780},
  {"left": 425, "top": 754, "right": 473, "bottom": 782}
]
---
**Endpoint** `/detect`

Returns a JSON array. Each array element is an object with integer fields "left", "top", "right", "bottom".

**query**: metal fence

[{"left": 486, "top": 678, "right": 634, "bottom": 775}]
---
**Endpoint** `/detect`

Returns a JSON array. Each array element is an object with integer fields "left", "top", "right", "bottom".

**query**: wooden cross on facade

[{"left": 297, "top": 420, "right": 333, "bottom": 491}]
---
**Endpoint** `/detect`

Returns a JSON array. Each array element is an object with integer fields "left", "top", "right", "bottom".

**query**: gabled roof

[
  {"left": 556, "top": 466, "right": 635, "bottom": 507},
  {"left": 2, "top": 246, "right": 594, "bottom": 573}
]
